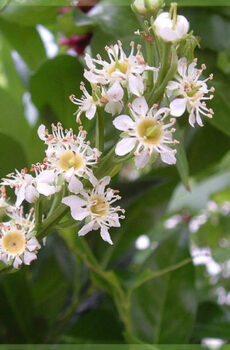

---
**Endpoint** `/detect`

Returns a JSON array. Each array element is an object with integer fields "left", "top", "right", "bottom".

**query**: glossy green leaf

[
  {"left": 130, "top": 229, "right": 197, "bottom": 343},
  {"left": 30, "top": 55, "right": 83, "bottom": 128},
  {"left": 0, "top": 18, "right": 46, "bottom": 71},
  {"left": 0, "top": 132, "right": 27, "bottom": 178}
]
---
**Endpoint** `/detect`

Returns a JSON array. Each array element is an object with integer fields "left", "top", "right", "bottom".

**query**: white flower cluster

[
  {"left": 70, "top": 11, "right": 214, "bottom": 169},
  {"left": 0, "top": 123, "right": 125, "bottom": 270}
]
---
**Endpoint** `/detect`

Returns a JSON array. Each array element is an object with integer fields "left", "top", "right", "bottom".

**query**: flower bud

[
  {"left": 153, "top": 10, "right": 189, "bottom": 42},
  {"left": 132, "top": 0, "right": 164, "bottom": 17}
]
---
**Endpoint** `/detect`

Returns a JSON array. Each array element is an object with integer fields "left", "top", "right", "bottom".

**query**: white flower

[
  {"left": 154, "top": 11, "right": 189, "bottom": 42},
  {"left": 0, "top": 186, "right": 10, "bottom": 215},
  {"left": 1, "top": 165, "right": 61, "bottom": 206},
  {"left": 84, "top": 41, "right": 153, "bottom": 97},
  {"left": 70, "top": 83, "right": 123, "bottom": 123},
  {"left": 1, "top": 169, "right": 39, "bottom": 207},
  {"left": 168, "top": 57, "right": 215, "bottom": 127},
  {"left": 113, "top": 96, "right": 177, "bottom": 168},
  {"left": 38, "top": 123, "right": 100, "bottom": 181},
  {"left": 62, "top": 175, "right": 125, "bottom": 245},
  {"left": 0, "top": 208, "right": 40, "bottom": 269}
]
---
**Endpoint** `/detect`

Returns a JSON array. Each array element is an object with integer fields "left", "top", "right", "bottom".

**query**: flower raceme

[
  {"left": 113, "top": 96, "right": 177, "bottom": 168},
  {"left": 168, "top": 57, "right": 215, "bottom": 127},
  {"left": 0, "top": 4, "right": 215, "bottom": 271}
]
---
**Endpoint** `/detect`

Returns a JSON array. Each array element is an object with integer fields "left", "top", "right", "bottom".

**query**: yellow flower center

[
  {"left": 108, "top": 61, "right": 128, "bottom": 76},
  {"left": 2, "top": 231, "right": 25, "bottom": 254},
  {"left": 59, "top": 151, "right": 84, "bottom": 171},
  {"left": 137, "top": 118, "right": 162, "bottom": 145},
  {"left": 90, "top": 196, "right": 109, "bottom": 217}
]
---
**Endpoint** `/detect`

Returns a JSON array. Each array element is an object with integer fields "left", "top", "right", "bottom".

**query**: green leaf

[
  {"left": 30, "top": 55, "right": 83, "bottom": 127},
  {"left": 188, "top": 123, "right": 230, "bottom": 175},
  {"left": 0, "top": 87, "right": 31, "bottom": 159},
  {"left": 192, "top": 302, "right": 230, "bottom": 341},
  {"left": 0, "top": 132, "right": 27, "bottom": 178},
  {"left": 0, "top": 2, "right": 67, "bottom": 26},
  {"left": 208, "top": 78, "right": 230, "bottom": 137},
  {"left": 130, "top": 229, "right": 197, "bottom": 343},
  {"left": 57, "top": 8, "right": 96, "bottom": 36},
  {"left": 174, "top": 123, "right": 190, "bottom": 189},
  {"left": 169, "top": 171, "right": 230, "bottom": 213},
  {"left": 0, "top": 18, "right": 46, "bottom": 71}
]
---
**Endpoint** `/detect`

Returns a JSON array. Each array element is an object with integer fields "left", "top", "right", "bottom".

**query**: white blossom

[
  {"left": 83, "top": 41, "right": 154, "bottom": 97},
  {"left": 38, "top": 123, "right": 100, "bottom": 182},
  {"left": 154, "top": 11, "right": 189, "bottom": 42},
  {"left": 62, "top": 175, "right": 125, "bottom": 245},
  {"left": 168, "top": 57, "right": 214, "bottom": 127},
  {"left": 113, "top": 96, "right": 177, "bottom": 168},
  {"left": 70, "top": 83, "right": 123, "bottom": 123},
  {"left": 0, "top": 208, "right": 40, "bottom": 269}
]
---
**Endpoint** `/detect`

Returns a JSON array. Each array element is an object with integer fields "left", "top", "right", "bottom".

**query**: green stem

[
  {"left": 37, "top": 204, "right": 69, "bottom": 240},
  {"left": 34, "top": 198, "right": 42, "bottom": 232},
  {"left": 96, "top": 108, "right": 104, "bottom": 153}
]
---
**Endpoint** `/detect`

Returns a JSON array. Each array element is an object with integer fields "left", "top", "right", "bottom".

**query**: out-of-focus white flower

[
  {"left": 168, "top": 57, "right": 214, "bottom": 127},
  {"left": 113, "top": 96, "right": 177, "bottom": 168},
  {"left": 31, "top": 163, "right": 61, "bottom": 197},
  {"left": 0, "top": 208, "right": 40, "bottom": 269},
  {"left": 84, "top": 41, "right": 155, "bottom": 97},
  {"left": 154, "top": 11, "right": 189, "bottom": 42},
  {"left": 62, "top": 175, "right": 125, "bottom": 245},
  {"left": 38, "top": 123, "right": 100, "bottom": 182},
  {"left": 0, "top": 186, "right": 10, "bottom": 215}
]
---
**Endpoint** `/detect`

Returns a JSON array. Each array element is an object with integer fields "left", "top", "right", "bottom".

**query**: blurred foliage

[{"left": 0, "top": 0, "right": 230, "bottom": 346}]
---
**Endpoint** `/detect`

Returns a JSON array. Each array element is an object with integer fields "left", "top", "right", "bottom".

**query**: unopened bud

[
  {"left": 153, "top": 4, "right": 189, "bottom": 42},
  {"left": 132, "top": 0, "right": 164, "bottom": 17},
  {"left": 177, "top": 34, "right": 200, "bottom": 61}
]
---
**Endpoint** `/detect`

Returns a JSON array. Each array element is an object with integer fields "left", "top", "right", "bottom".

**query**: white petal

[
  {"left": 105, "top": 101, "right": 123, "bottom": 116},
  {"left": 128, "top": 74, "right": 144, "bottom": 96},
  {"left": 107, "top": 81, "right": 124, "bottom": 102},
  {"left": 115, "top": 137, "right": 136, "bottom": 156},
  {"left": 170, "top": 98, "right": 187, "bottom": 117},
  {"left": 36, "top": 169, "right": 57, "bottom": 183},
  {"left": 37, "top": 183, "right": 60, "bottom": 196},
  {"left": 37, "top": 124, "right": 46, "bottom": 140},
  {"left": 25, "top": 185, "right": 39, "bottom": 203},
  {"left": 27, "top": 237, "right": 41, "bottom": 251},
  {"left": 86, "top": 103, "right": 97, "bottom": 120},
  {"left": 13, "top": 256, "right": 22, "bottom": 269},
  {"left": 160, "top": 149, "right": 177, "bottom": 165},
  {"left": 68, "top": 176, "right": 83, "bottom": 194},
  {"left": 62, "top": 195, "right": 88, "bottom": 220},
  {"left": 132, "top": 96, "right": 148, "bottom": 116},
  {"left": 15, "top": 187, "right": 25, "bottom": 207},
  {"left": 188, "top": 111, "right": 196, "bottom": 127},
  {"left": 24, "top": 251, "right": 37, "bottom": 265},
  {"left": 113, "top": 115, "right": 135, "bottom": 131},
  {"left": 135, "top": 150, "right": 150, "bottom": 168},
  {"left": 100, "top": 226, "right": 113, "bottom": 245},
  {"left": 167, "top": 80, "right": 180, "bottom": 91},
  {"left": 178, "top": 57, "right": 188, "bottom": 77},
  {"left": 78, "top": 221, "right": 94, "bottom": 236},
  {"left": 97, "top": 176, "right": 111, "bottom": 195}
]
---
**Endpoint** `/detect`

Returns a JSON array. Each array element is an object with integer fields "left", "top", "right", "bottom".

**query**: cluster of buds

[{"left": 0, "top": 1, "right": 214, "bottom": 271}]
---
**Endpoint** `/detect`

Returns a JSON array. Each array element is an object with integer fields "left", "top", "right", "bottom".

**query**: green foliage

[{"left": 0, "top": 0, "right": 230, "bottom": 346}]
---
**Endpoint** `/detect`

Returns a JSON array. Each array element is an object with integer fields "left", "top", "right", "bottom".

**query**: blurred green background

[{"left": 1, "top": 0, "right": 230, "bottom": 346}]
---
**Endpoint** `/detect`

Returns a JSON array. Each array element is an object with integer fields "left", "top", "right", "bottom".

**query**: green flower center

[
  {"left": 108, "top": 61, "right": 128, "bottom": 76},
  {"left": 90, "top": 196, "right": 109, "bottom": 217},
  {"left": 137, "top": 119, "right": 163, "bottom": 145}
]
